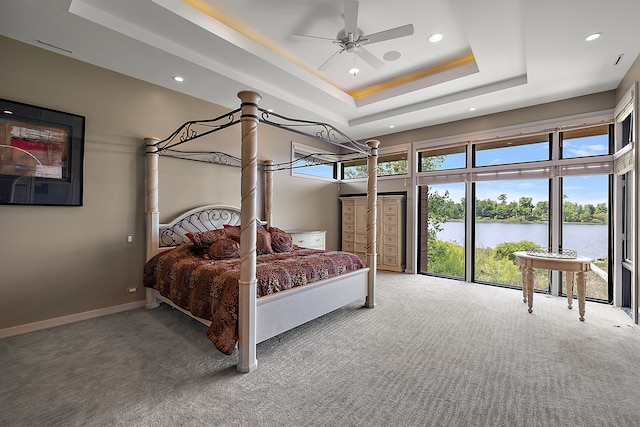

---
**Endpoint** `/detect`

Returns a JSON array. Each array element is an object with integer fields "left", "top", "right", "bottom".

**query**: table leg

[
  {"left": 566, "top": 271, "right": 574, "bottom": 309},
  {"left": 576, "top": 271, "right": 586, "bottom": 321},
  {"left": 521, "top": 266, "right": 527, "bottom": 303},
  {"left": 525, "top": 266, "right": 534, "bottom": 314}
]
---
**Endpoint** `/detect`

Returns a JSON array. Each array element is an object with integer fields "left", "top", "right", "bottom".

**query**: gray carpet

[{"left": 2, "top": 272, "right": 640, "bottom": 427}]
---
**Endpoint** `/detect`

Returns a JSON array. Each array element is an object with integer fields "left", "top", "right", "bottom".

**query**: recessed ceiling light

[
  {"left": 585, "top": 33, "right": 602, "bottom": 41},
  {"left": 173, "top": 76, "right": 184, "bottom": 82},
  {"left": 348, "top": 67, "right": 360, "bottom": 76},
  {"left": 428, "top": 33, "right": 444, "bottom": 43},
  {"left": 389, "top": 125, "right": 395, "bottom": 129},
  {"left": 468, "top": 107, "right": 477, "bottom": 111}
]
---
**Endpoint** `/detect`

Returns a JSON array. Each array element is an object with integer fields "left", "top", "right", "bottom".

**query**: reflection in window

[
  {"left": 474, "top": 134, "right": 550, "bottom": 167},
  {"left": 560, "top": 125, "right": 611, "bottom": 159},
  {"left": 418, "top": 146, "right": 466, "bottom": 172}
]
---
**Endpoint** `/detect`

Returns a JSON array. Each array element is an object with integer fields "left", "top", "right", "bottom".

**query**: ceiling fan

[{"left": 292, "top": 0, "right": 414, "bottom": 73}]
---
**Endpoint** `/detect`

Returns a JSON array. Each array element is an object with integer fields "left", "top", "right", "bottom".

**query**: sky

[{"left": 433, "top": 134, "right": 610, "bottom": 206}]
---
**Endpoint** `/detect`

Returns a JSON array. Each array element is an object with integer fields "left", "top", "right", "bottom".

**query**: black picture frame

[{"left": 0, "top": 99, "right": 84, "bottom": 206}]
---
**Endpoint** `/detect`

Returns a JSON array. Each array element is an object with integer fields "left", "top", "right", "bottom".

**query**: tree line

[{"left": 428, "top": 190, "right": 608, "bottom": 224}]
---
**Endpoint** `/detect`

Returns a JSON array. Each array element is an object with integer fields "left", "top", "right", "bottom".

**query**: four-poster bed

[{"left": 144, "top": 90, "right": 379, "bottom": 373}]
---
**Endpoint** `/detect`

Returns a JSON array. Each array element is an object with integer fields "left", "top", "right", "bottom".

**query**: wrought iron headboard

[{"left": 158, "top": 205, "right": 242, "bottom": 247}]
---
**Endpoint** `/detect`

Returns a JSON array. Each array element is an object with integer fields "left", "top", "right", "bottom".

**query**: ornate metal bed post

[
  {"left": 144, "top": 138, "right": 160, "bottom": 309},
  {"left": 366, "top": 140, "right": 379, "bottom": 308},
  {"left": 264, "top": 160, "right": 274, "bottom": 228},
  {"left": 237, "top": 90, "right": 261, "bottom": 373}
]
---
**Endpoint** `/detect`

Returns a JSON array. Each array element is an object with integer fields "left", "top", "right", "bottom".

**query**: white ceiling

[{"left": 1, "top": 0, "right": 639, "bottom": 140}]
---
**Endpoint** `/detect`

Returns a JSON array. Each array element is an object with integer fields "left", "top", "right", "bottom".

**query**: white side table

[{"left": 287, "top": 230, "right": 326, "bottom": 250}]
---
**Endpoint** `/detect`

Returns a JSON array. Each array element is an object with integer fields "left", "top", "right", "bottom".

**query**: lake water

[{"left": 437, "top": 222, "right": 609, "bottom": 260}]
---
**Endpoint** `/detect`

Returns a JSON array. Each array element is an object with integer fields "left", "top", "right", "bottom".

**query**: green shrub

[
  {"left": 494, "top": 240, "right": 539, "bottom": 263},
  {"left": 427, "top": 239, "right": 464, "bottom": 277}
]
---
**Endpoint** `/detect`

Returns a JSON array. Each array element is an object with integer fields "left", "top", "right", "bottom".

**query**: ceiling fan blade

[
  {"left": 343, "top": 0, "right": 359, "bottom": 37},
  {"left": 355, "top": 46, "right": 385, "bottom": 69},
  {"left": 360, "top": 23, "right": 414, "bottom": 45},
  {"left": 292, "top": 33, "right": 337, "bottom": 42},
  {"left": 318, "top": 48, "right": 344, "bottom": 71}
]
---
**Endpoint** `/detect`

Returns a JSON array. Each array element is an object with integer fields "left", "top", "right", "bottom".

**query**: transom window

[
  {"left": 341, "top": 146, "right": 409, "bottom": 179},
  {"left": 417, "top": 146, "right": 466, "bottom": 172},
  {"left": 560, "top": 125, "right": 611, "bottom": 159},
  {"left": 474, "top": 134, "right": 550, "bottom": 167},
  {"left": 291, "top": 142, "right": 338, "bottom": 180}
]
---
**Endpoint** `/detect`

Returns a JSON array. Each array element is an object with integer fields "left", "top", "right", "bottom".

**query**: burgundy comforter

[{"left": 143, "top": 245, "right": 364, "bottom": 354}]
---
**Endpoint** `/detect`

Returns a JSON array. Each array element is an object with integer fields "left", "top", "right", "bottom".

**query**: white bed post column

[
  {"left": 237, "top": 90, "right": 261, "bottom": 373},
  {"left": 365, "top": 140, "right": 379, "bottom": 308},
  {"left": 265, "top": 160, "right": 274, "bottom": 229},
  {"left": 144, "top": 138, "right": 160, "bottom": 309}
]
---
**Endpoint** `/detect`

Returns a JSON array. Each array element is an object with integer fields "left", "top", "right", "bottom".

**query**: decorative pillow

[
  {"left": 222, "top": 224, "right": 241, "bottom": 241},
  {"left": 223, "top": 224, "right": 274, "bottom": 255},
  {"left": 256, "top": 225, "right": 274, "bottom": 255},
  {"left": 185, "top": 229, "right": 227, "bottom": 248},
  {"left": 208, "top": 238, "right": 241, "bottom": 260},
  {"left": 268, "top": 226, "right": 293, "bottom": 253}
]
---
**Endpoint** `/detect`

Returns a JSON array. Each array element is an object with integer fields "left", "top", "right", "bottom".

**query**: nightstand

[{"left": 287, "top": 230, "right": 326, "bottom": 250}]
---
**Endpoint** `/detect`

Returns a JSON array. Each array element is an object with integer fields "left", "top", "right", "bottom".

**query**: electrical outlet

[
  {"left": 127, "top": 287, "right": 137, "bottom": 293},
  {"left": 127, "top": 234, "right": 134, "bottom": 244}
]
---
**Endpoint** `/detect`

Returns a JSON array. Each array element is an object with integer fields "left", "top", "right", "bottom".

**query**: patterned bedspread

[{"left": 143, "top": 245, "right": 364, "bottom": 354}]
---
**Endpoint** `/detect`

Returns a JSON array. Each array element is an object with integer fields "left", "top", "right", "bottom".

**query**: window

[
  {"left": 560, "top": 125, "right": 611, "bottom": 159},
  {"left": 418, "top": 145, "right": 466, "bottom": 172},
  {"left": 417, "top": 117, "right": 614, "bottom": 303},
  {"left": 291, "top": 142, "right": 337, "bottom": 180},
  {"left": 341, "top": 146, "right": 409, "bottom": 179},
  {"left": 474, "top": 134, "right": 550, "bottom": 167},
  {"left": 561, "top": 174, "right": 610, "bottom": 301},
  {"left": 419, "top": 183, "right": 465, "bottom": 278},
  {"left": 474, "top": 179, "right": 550, "bottom": 290}
]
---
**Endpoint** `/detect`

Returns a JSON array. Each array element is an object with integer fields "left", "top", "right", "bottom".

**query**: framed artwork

[{"left": 0, "top": 99, "right": 84, "bottom": 206}]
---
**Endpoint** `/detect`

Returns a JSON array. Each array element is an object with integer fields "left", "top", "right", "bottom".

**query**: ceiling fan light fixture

[{"left": 299, "top": 0, "right": 413, "bottom": 73}]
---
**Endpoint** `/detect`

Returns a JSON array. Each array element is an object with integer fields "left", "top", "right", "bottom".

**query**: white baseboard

[{"left": 0, "top": 300, "right": 146, "bottom": 339}]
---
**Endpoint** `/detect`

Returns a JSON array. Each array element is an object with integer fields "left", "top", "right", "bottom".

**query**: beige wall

[
  {"left": 371, "top": 91, "right": 616, "bottom": 148},
  {"left": 0, "top": 36, "right": 340, "bottom": 330},
  {"left": 617, "top": 53, "right": 640, "bottom": 102}
]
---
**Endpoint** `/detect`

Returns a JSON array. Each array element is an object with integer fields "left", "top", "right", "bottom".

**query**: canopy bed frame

[{"left": 144, "top": 90, "right": 379, "bottom": 373}]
